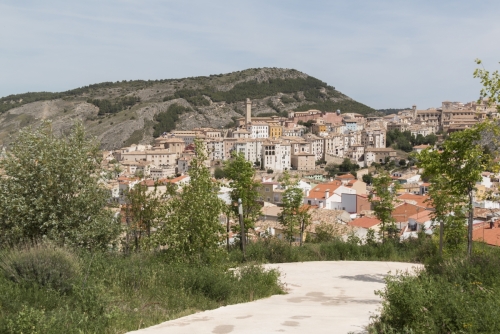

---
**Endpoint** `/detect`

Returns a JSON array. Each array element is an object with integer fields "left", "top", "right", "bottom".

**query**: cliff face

[{"left": 0, "top": 68, "right": 375, "bottom": 150}]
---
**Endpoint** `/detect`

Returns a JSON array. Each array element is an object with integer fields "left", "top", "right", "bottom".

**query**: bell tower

[{"left": 245, "top": 98, "right": 252, "bottom": 125}]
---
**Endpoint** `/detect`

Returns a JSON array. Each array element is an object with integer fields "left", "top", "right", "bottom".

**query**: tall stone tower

[
  {"left": 245, "top": 98, "right": 252, "bottom": 124},
  {"left": 412, "top": 105, "right": 417, "bottom": 119}
]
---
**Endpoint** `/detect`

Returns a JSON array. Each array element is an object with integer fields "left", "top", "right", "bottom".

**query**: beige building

[
  {"left": 154, "top": 137, "right": 185, "bottom": 158},
  {"left": 291, "top": 152, "right": 316, "bottom": 170},
  {"left": 364, "top": 148, "right": 397, "bottom": 166}
]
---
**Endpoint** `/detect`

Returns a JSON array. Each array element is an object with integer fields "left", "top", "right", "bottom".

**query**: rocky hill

[{"left": 0, "top": 68, "right": 375, "bottom": 150}]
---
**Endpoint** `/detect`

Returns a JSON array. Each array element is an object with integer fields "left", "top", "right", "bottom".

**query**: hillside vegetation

[{"left": 0, "top": 68, "right": 375, "bottom": 149}]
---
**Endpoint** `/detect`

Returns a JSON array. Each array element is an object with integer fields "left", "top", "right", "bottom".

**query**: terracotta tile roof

[
  {"left": 306, "top": 180, "right": 342, "bottom": 199},
  {"left": 473, "top": 222, "right": 500, "bottom": 246},
  {"left": 408, "top": 210, "right": 433, "bottom": 223},
  {"left": 349, "top": 217, "right": 381, "bottom": 229},
  {"left": 397, "top": 193, "right": 432, "bottom": 208},
  {"left": 413, "top": 144, "right": 430, "bottom": 149},
  {"left": 158, "top": 175, "right": 189, "bottom": 184},
  {"left": 336, "top": 173, "right": 356, "bottom": 180}
]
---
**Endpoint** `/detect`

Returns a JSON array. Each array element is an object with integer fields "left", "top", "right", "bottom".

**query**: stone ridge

[{"left": 0, "top": 68, "right": 373, "bottom": 150}]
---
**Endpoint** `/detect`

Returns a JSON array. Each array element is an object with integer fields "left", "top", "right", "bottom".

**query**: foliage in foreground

[
  {"left": 371, "top": 248, "right": 500, "bottom": 333},
  {"left": 0, "top": 244, "right": 283, "bottom": 334},
  {"left": 229, "top": 236, "right": 437, "bottom": 264},
  {"left": 0, "top": 122, "right": 121, "bottom": 250}
]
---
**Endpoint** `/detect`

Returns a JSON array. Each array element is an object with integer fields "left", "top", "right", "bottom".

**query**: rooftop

[{"left": 349, "top": 217, "right": 381, "bottom": 229}]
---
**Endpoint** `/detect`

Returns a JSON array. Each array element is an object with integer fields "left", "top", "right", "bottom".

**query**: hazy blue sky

[{"left": 1, "top": 0, "right": 499, "bottom": 109}]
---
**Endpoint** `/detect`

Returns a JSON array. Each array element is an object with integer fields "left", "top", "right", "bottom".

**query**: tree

[
  {"left": 424, "top": 174, "right": 467, "bottom": 254},
  {"left": 362, "top": 173, "right": 373, "bottom": 185},
  {"left": 369, "top": 172, "right": 400, "bottom": 242},
  {"left": 224, "top": 152, "right": 261, "bottom": 233},
  {"left": 213, "top": 166, "right": 225, "bottom": 179},
  {"left": 339, "top": 158, "right": 359, "bottom": 174},
  {"left": 278, "top": 172, "right": 310, "bottom": 245},
  {"left": 399, "top": 159, "right": 406, "bottom": 167},
  {"left": 416, "top": 121, "right": 500, "bottom": 256},
  {"left": 474, "top": 59, "right": 500, "bottom": 110},
  {"left": 325, "top": 162, "right": 339, "bottom": 177},
  {"left": 152, "top": 140, "right": 226, "bottom": 262},
  {"left": 124, "top": 182, "right": 163, "bottom": 252},
  {"left": 0, "top": 122, "right": 121, "bottom": 250}
]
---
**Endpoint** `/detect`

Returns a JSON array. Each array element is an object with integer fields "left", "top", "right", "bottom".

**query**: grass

[
  {"left": 0, "top": 247, "right": 283, "bottom": 333},
  {"left": 370, "top": 245, "right": 500, "bottom": 333},
  {"left": 2, "top": 237, "right": 498, "bottom": 333},
  {"left": 230, "top": 236, "right": 437, "bottom": 264}
]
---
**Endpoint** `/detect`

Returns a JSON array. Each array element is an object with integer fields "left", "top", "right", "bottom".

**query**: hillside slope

[{"left": 0, "top": 68, "right": 375, "bottom": 150}]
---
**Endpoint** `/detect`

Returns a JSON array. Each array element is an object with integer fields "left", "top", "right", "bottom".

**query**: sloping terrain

[{"left": 0, "top": 68, "right": 375, "bottom": 150}]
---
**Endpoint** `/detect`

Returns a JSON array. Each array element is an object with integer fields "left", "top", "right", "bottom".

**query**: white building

[
  {"left": 261, "top": 141, "right": 291, "bottom": 171},
  {"left": 234, "top": 139, "right": 263, "bottom": 165},
  {"left": 246, "top": 122, "right": 269, "bottom": 139},
  {"left": 303, "top": 133, "right": 324, "bottom": 161},
  {"left": 324, "top": 133, "right": 345, "bottom": 157}
]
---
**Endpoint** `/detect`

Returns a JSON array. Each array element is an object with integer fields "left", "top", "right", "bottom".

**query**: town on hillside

[{"left": 102, "top": 98, "right": 500, "bottom": 245}]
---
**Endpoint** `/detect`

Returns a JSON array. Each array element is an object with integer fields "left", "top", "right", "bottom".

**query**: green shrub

[
  {"left": 185, "top": 266, "right": 233, "bottom": 301},
  {"left": 5, "top": 305, "right": 55, "bottom": 334},
  {"left": 0, "top": 244, "right": 80, "bottom": 294},
  {"left": 243, "top": 238, "right": 302, "bottom": 263},
  {"left": 372, "top": 252, "right": 500, "bottom": 333}
]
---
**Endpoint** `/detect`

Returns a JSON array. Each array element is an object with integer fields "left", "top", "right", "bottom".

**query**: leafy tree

[
  {"left": 325, "top": 162, "right": 339, "bottom": 176},
  {"left": 278, "top": 172, "right": 310, "bottom": 245},
  {"left": 124, "top": 182, "right": 162, "bottom": 252},
  {"left": 153, "top": 104, "right": 191, "bottom": 137},
  {"left": 224, "top": 152, "right": 261, "bottom": 232},
  {"left": 362, "top": 173, "right": 374, "bottom": 185},
  {"left": 0, "top": 122, "right": 121, "bottom": 250},
  {"left": 213, "top": 167, "right": 225, "bottom": 179},
  {"left": 152, "top": 140, "right": 226, "bottom": 262},
  {"left": 369, "top": 172, "right": 400, "bottom": 242},
  {"left": 416, "top": 121, "right": 500, "bottom": 256},
  {"left": 339, "top": 158, "right": 359, "bottom": 174},
  {"left": 425, "top": 174, "right": 467, "bottom": 254},
  {"left": 87, "top": 96, "right": 140, "bottom": 115},
  {"left": 399, "top": 159, "right": 406, "bottom": 167},
  {"left": 426, "top": 133, "right": 437, "bottom": 146},
  {"left": 386, "top": 129, "right": 437, "bottom": 152},
  {"left": 474, "top": 59, "right": 500, "bottom": 110}
]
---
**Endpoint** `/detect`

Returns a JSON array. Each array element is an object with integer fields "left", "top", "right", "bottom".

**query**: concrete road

[{"left": 130, "top": 261, "right": 421, "bottom": 334}]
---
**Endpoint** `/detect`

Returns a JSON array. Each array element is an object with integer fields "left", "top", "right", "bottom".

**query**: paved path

[{"left": 129, "top": 261, "right": 421, "bottom": 334}]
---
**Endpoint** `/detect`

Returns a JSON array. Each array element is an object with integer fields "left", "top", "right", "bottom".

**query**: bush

[
  {"left": 0, "top": 244, "right": 80, "bottom": 294},
  {"left": 372, "top": 251, "right": 500, "bottom": 333},
  {"left": 5, "top": 305, "right": 55, "bottom": 334}
]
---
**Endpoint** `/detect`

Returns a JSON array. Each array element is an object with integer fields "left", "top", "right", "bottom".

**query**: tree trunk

[
  {"left": 439, "top": 219, "right": 444, "bottom": 257},
  {"left": 299, "top": 219, "right": 304, "bottom": 247},
  {"left": 467, "top": 189, "right": 473, "bottom": 257}
]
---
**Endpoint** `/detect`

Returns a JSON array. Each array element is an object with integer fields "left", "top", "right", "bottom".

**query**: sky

[{"left": 1, "top": 0, "right": 500, "bottom": 109}]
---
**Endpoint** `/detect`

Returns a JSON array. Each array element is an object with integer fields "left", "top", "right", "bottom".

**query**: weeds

[
  {"left": 0, "top": 245, "right": 283, "bottom": 333},
  {"left": 370, "top": 247, "right": 500, "bottom": 333}
]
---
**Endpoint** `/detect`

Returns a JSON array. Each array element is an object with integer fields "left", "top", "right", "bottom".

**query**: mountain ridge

[{"left": 0, "top": 68, "right": 376, "bottom": 149}]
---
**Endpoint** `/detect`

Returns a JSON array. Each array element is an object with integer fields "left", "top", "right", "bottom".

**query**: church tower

[{"left": 245, "top": 98, "right": 252, "bottom": 124}]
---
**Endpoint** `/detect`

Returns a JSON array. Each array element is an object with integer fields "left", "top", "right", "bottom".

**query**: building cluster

[
  {"left": 385, "top": 100, "right": 497, "bottom": 135},
  {"left": 107, "top": 98, "right": 497, "bottom": 181},
  {"left": 99, "top": 97, "right": 500, "bottom": 245},
  {"left": 252, "top": 165, "right": 500, "bottom": 245},
  {"left": 108, "top": 98, "right": 393, "bottom": 181}
]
